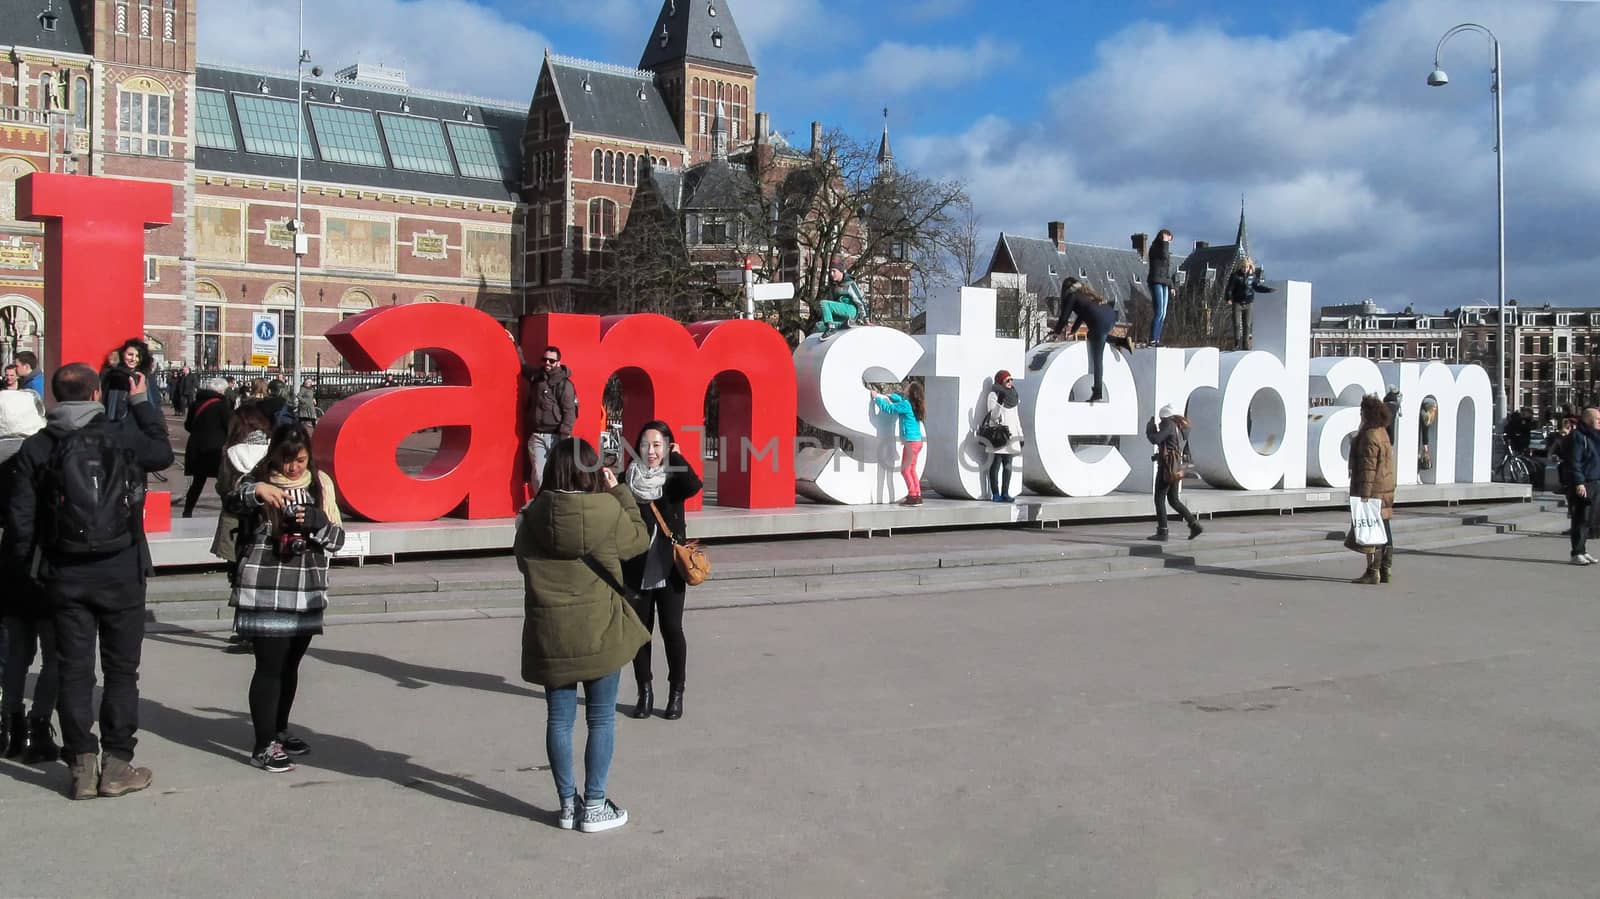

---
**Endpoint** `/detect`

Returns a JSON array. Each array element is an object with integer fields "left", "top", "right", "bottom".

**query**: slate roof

[
  {"left": 638, "top": 0, "right": 756, "bottom": 75},
  {"left": 547, "top": 56, "right": 683, "bottom": 146},
  {"left": 987, "top": 234, "right": 1150, "bottom": 318},
  {"left": 0, "top": 0, "right": 88, "bottom": 55},
  {"left": 650, "top": 167, "right": 686, "bottom": 215},
  {"left": 1178, "top": 243, "right": 1243, "bottom": 284},
  {"left": 679, "top": 157, "right": 755, "bottom": 212},
  {"left": 194, "top": 65, "right": 525, "bottom": 203}
]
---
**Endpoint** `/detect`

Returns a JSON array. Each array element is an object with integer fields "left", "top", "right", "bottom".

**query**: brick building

[{"left": 0, "top": 0, "right": 869, "bottom": 372}]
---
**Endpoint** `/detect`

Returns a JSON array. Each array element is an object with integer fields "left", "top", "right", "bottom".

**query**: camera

[{"left": 275, "top": 502, "right": 310, "bottom": 558}]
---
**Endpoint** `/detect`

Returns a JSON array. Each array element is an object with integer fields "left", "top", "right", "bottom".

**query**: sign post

[{"left": 251, "top": 311, "right": 280, "bottom": 369}]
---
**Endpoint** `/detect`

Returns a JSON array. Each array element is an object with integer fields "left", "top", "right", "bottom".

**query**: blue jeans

[
  {"left": 1150, "top": 283, "right": 1170, "bottom": 343},
  {"left": 545, "top": 670, "right": 621, "bottom": 803},
  {"left": 528, "top": 432, "right": 560, "bottom": 493}
]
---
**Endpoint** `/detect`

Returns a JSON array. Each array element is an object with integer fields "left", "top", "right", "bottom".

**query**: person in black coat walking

[
  {"left": 620, "top": 420, "right": 703, "bottom": 720},
  {"left": 0, "top": 389, "right": 58, "bottom": 764},
  {"left": 182, "top": 378, "right": 232, "bottom": 518},
  {"left": 1146, "top": 405, "right": 1204, "bottom": 542},
  {"left": 1226, "top": 257, "right": 1275, "bottom": 350},
  {"left": 1147, "top": 229, "right": 1174, "bottom": 346}
]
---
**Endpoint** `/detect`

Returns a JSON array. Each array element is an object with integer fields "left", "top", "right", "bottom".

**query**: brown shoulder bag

[{"left": 649, "top": 502, "right": 712, "bottom": 587}]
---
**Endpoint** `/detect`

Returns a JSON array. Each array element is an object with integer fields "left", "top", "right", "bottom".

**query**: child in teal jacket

[{"left": 871, "top": 382, "right": 926, "bottom": 505}]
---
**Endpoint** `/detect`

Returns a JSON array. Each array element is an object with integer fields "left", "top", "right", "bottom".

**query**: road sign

[
  {"left": 751, "top": 283, "right": 795, "bottom": 302},
  {"left": 251, "top": 312, "right": 280, "bottom": 366},
  {"left": 716, "top": 269, "right": 747, "bottom": 285},
  {"left": 248, "top": 353, "right": 274, "bottom": 368}
]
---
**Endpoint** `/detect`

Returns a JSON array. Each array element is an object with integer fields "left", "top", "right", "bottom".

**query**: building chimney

[
  {"left": 755, "top": 112, "right": 770, "bottom": 145},
  {"left": 753, "top": 111, "right": 773, "bottom": 170},
  {"left": 1131, "top": 233, "right": 1148, "bottom": 260},
  {"left": 1194, "top": 240, "right": 1210, "bottom": 251},
  {"left": 1047, "top": 221, "right": 1066, "bottom": 252},
  {"left": 810, "top": 121, "right": 823, "bottom": 158}
]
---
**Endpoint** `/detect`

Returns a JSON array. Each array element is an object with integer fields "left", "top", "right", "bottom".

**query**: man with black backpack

[{"left": 7, "top": 363, "right": 173, "bottom": 800}]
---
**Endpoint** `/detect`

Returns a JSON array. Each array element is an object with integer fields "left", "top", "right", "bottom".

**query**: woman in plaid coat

[{"left": 224, "top": 424, "right": 345, "bottom": 773}]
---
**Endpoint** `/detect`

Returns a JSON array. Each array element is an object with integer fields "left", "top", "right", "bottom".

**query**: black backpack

[{"left": 40, "top": 423, "right": 144, "bottom": 556}]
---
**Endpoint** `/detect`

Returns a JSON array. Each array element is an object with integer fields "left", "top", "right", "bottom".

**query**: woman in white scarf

[{"left": 620, "top": 420, "right": 702, "bottom": 721}]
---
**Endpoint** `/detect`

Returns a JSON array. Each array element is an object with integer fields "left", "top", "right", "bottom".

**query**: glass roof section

[
  {"left": 309, "top": 104, "right": 386, "bottom": 167},
  {"left": 379, "top": 113, "right": 456, "bottom": 175},
  {"left": 233, "top": 94, "right": 312, "bottom": 158},
  {"left": 195, "top": 89, "right": 236, "bottom": 151},
  {"left": 446, "top": 123, "right": 509, "bottom": 180}
]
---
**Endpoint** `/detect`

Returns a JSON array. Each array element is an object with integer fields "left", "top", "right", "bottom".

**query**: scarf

[
  {"left": 264, "top": 468, "right": 343, "bottom": 535},
  {"left": 993, "top": 384, "right": 1019, "bottom": 409},
  {"left": 627, "top": 461, "right": 667, "bottom": 501}
]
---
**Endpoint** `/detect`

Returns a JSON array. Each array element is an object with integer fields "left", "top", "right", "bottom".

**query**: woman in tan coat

[{"left": 1348, "top": 395, "right": 1397, "bottom": 584}]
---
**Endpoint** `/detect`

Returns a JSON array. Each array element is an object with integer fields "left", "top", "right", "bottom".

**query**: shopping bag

[{"left": 1349, "top": 497, "right": 1386, "bottom": 547}]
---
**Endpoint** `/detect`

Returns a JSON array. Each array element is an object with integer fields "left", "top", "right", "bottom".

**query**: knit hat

[
  {"left": 994, "top": 370, "right": 1013, "bottom": 383},
  {"left": 829, "top": 256, "right": 845, "bottom": 271},
  {"left": 0, "top": 389, "right": 46, "bottom": 439},
  {"left": 1158, "top": 404, "right": 1175, "bottom": 419}
]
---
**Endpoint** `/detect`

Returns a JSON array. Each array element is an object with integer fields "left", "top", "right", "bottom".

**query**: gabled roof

[
  {"left": 0, "top": 0, "right": 88, "bottom": 56},
  {"left": 547, "top": 55, "right": 683, "bottom": 147},
  {"left": 679, "top": 157, "right": 755, "bottom": 212},
  {"left": 987, "top": 234, "right": 1149, "bottom": 316},
  {"left": 650, "top": 167, "right": 687, "bottom": 215},
  {"left": 638, "top": 0, "right": 757, "bottom": 75}
]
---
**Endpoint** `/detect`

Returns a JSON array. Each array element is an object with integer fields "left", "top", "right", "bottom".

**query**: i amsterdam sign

[{"left": 17, "top": 172, "right": 1493, "bottom": 533}]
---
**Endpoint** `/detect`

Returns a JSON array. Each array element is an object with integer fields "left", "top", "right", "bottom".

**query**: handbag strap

[
  {"left": 581, "top": 554, "right": 639, "bottom": 603},
  {"left": 648, "top": 501, "right": 680, "bottom": 544}
]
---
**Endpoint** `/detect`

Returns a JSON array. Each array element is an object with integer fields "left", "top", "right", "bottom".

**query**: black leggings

[
  {"left": 1086, "top": 327, "right": 1109, "bottom": 398},
  {"left": 1154, "top": 476, "right": 1196, "bottom": 531},
  {"left": 987, "top": 454, "right": 1013, "bottom": 497},
  {"left": 183, "top": 475, "right": 209, "bottom": 517},
  {"left": 249, "top": 634, "right": 313, "bottom": 752},
  {"left": 630, "top": 584, "right": 686, "bottom": 687}
]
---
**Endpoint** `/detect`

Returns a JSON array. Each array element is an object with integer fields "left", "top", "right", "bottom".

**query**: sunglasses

[{"left": 543, "top": 357, "right": 559, "bottom": 364}]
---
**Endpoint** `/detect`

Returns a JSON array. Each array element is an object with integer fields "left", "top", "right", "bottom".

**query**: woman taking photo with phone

[
  {"left": 225, "top": 424, "right": 345, "bottom": 773},
  {"left": 622, "top": 421, "right": 703, "bottom": 721},
  {"left": 515, "top": 438, "right": 651, "bottom": 833}
]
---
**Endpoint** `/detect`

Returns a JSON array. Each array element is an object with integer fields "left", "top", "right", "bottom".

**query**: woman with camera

[
  {"left": 621, "top": 421, "right": 703, "bottom": 721},
  {"left": 224, "top": 424, "right": 345, "bottom": 773},
  {"left": 515, "top": 437, "right": 651, "bottom": 832}
]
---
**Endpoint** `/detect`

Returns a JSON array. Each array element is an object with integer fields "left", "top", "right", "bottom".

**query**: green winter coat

[{"left": 515, "top": 484, "right": 652, "bottom": 687}]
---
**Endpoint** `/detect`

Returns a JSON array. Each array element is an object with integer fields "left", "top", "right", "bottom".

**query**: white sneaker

[
  {"left": 558, "top": 794, "right": 580, "bottom": 830},
  {"left": 578, "top": 797, "right": 628, "bottom": 833},
  {"left": 1571, "top": 554, "right": 1593, "bottom": 566}
]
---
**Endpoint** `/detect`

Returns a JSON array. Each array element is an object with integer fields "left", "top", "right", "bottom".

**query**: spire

[
  {"left": 639, "top": 0, "right": 756, "bottom": 74},
  {"left": 1235, "top": 195, "right": 1250, "bottom": 257},
  {"left": 877, "top": 106, "right": 894, "bottom": 172},
  {"left": 713, "top": 100, "right": 729, "bottom": 159}
]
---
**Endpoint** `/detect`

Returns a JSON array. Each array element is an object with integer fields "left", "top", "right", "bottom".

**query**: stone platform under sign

[{"left": 149, "top": 481, "right": 1531, "bottom": 570}]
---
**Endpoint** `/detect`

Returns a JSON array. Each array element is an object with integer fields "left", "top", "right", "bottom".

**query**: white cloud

[
  {"left": 813, "top": 37, "right": 1013, "bottom": 101},
  {"left": 901, "top": 0, "right": 1600, "bottom": 311},
  {"left": 198, "top": 0, "right": 550, "bottom": 105}
]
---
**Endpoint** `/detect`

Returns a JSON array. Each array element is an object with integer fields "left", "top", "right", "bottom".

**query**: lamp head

[
  {"left": 311, "top": 65, "right": 324, "bottom": 78},
  {"left": 1427, "top": 68, "right": 1449, "bottom": 87}
]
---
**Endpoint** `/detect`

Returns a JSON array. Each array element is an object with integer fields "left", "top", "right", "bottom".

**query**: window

[
  {"left": 1393, "top": 343, "right": 1404, "bottom": 358},
  {"left": 446, "top": 123, "right": 509, "bottom": 180},
  {"left": 162, "top": 7, "right": 174, "bottom": 40},
  {"left": 139, "top": 4, "right": 150, "bottom": 36},
  {"left": 309, "top": 104, "right": 385, "bottom": 167},
  {"left": 1557, "top": 336, "right": 1569, "bottom": 355},
  {"left": 277, "top": 309, "right": 297, "bottom": 367},
  {"left": 195, "top": 304, "right": 221, "bottom": 369},
  {"left": 194, "top": 90, "right": 236, "bottom": 150},
  {"left": 1380, "top": 344, "right": 1392, "bottom": 359},
  {"left": 72, "top": 78, "right": 88, "bottom": 130},
  {"left": 116, "top": 3, "right": 126, "bottom": 32},
  {"left": 700, "top": 218, "right": 730, "bottom": 245},
  {"left": 379, "top": 113, "right": 456, "bottom": 175},
  {"left": 117, "top": 86, "right": 171, "bottom": 156},
  {"left": 627, "top": 154, "right": 636, "bottom": 186},
  {"left": 145, "top": 256, "right": 159, "bottom": 284},
  {"left": 1365, "top": 344, "right": 1377, "bottom": 359},
  {"left": 604, "top": 151, "right": 615, "bottom": 184},
  {"left": 592, "top": 149, "right": 602, "bottom": 180},
  {"left": 587, "top": 198, "right": 616, "bottom": 250},
  {"left": 234, "top": 95, "right": 312, "bottom": 157}
]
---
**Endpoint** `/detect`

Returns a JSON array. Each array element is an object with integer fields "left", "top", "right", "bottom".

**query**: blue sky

[{"left": 201, "top": 0, "right": 1600, "bottom": 313}]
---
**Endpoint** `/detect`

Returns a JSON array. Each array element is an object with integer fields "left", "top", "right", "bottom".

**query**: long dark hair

[
  {"left": 226, "top": 403, "right": 273, "bottom": 446},
  {"left": 251, "top": 424, "right": 323, "bottom": 502},
  {"left": 906, "top": 382, "right": 925, "bottom": 422},
  {"left": 1060, "top": 277, "right": 1107, "bottom": 306},
  {"left": 115, "top": 338, "right": 152, "bottom": 373},
  {"left": 634, "top": 419, "right": 675, "bottom": 455},
  {"left": 542, "top": 438, "right": 605, "bottom": 494},
  {"left": 1360, "top": 394, "right": 1392, "bottom": 431}
]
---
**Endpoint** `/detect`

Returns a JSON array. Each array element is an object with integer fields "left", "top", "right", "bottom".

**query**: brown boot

[
  {"left": 98, "top": 754, "right": 153, "bottom": 798},
  {"left": 1379, "top": 547, "right": 1393, "bottom": 584},
  {"left": 69, "top": 752, "right": 99, "bottom": 801},
  {"left": 1352, "top": 554, "right": 1380, "bottom": 585}
]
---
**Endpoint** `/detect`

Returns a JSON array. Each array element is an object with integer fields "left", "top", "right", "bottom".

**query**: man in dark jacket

[
  {"left": 1559, "top": 407, "right": 1600, "bottom": 565},
  {"left": 1226, "top": 258, "right": 1275, "bottom": 350},
  {"left": 524, "top": 345, "right": 576, "bottom": 492},
  {"left": 1147, "top": 229, "right": 1174, "bottom": 346},
  {"left": 182, "top": 378, "right": 231, "bottom": 517},
  {"left": 8, "top": 363, "right": 173, "bottom": 800}
]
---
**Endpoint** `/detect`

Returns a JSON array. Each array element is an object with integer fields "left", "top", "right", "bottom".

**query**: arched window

[
  {"left": 592, "top": 148, "right": 602, "bottom": 181},
  {"left": 117, "top": 76, "right": 172, "bottom": 156},
  {"left": 626, "top": 154, "right": 636, "bottom": 186},
  {"left": 588, "top": 198, "right": 616, "bottom": 251},
  {"left": 39, "top": 73, "right": 54, "bottom": 110}
]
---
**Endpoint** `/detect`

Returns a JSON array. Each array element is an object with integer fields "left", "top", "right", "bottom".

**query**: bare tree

[
  {"left": 949, "top": 199, "right": 984, "bottom": 288},
  {"left": 590, "top": 177, "right": 721, "bottom": 318}
]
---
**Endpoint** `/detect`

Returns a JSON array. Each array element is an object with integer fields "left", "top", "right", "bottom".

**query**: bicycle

[{"left": 1493, "top": 435, "right": 1534, "bottom": 485}]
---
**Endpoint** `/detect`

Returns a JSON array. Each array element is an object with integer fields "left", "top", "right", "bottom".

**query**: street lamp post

[
  {"left": 1428, "top": 22, "right": 1507, "bottom": 426},
  {"left": 289, "top": 0, "right": 315, "bottom": 392}
]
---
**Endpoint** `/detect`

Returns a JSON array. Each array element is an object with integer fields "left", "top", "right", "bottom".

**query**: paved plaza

[{"left": 2, "top": 518, "right": 1597, "bottom": 897}]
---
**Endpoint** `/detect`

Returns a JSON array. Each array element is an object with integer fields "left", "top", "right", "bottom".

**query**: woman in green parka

[{"left": 515, "top": 437, "right": 652, "bottom": 833}]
